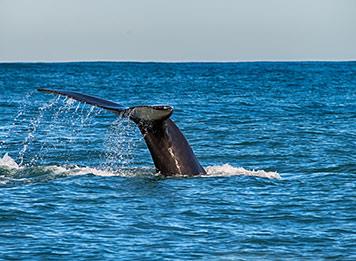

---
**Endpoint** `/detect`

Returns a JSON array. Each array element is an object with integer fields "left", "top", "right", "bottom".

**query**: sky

[{"left": 0, "top": 0, "right": 355, "bottom": 62}]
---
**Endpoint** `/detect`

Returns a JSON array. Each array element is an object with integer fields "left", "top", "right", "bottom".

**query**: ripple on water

[{"left": 0, "top": 62, "right": 355, "bottom": 259}]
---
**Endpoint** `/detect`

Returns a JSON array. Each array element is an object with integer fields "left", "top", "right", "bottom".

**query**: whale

[{"left": 37, "top": 88, "right": 206, "bottom": 176}]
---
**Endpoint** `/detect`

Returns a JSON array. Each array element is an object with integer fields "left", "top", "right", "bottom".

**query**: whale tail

[
  {"left": 38, "top": 88, "right": 206, "bottom": 176},
  {"left": 37, "top": 88, "right": 173, "bottom": 122}
]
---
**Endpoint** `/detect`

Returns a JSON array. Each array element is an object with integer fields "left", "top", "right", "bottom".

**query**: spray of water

[
  {"left": 0, "top": 91, "right": 39, "bottom": 151},
  {"left": 4, "top": 94, "right": 138, "bottom": 174},
  {"left": 1, "top": 95, "right": 280, "bottom": 180},
  {"left": 17, "top": 96, "right": 60, "bottom": 165},
  {"left": 101, "top": 117, "right": 137, "bottom": 173},
  {"left": 3, "top": 95, "right": 101, "bottom": 166},
  {"left": 32, "top": 97, "right": 103, "bottom": 166}
]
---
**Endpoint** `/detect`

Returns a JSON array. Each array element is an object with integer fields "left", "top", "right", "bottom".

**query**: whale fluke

[
  {"left": 37, "top": 88, "right": 173, "bottom": 122},
  {"left": 38, "top": 88, "right": 206, "bottom": 176},
  {"left": 38, "top": 88, "right": 125, "bottom": 113}
]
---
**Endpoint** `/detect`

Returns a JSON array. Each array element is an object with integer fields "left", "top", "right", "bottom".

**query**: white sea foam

[
  {"left": 45, "top": 165, "right": 121, "bottom": 177},
  {"left": 0, "top": 153, "right": 136, "bottom": 177},
  {"left": 0, "top": 154, "right": 280, "bottom": 179},
  {"left": 205, "top": 164, "right": 280, "bottom": 179},
  {"left": 0, "top": 153, "right": 21, "bottom": 170}
]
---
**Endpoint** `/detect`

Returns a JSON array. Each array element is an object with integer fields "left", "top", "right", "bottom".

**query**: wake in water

[{"left": 0, "top": 152, "right": 280, "bottom": 187}]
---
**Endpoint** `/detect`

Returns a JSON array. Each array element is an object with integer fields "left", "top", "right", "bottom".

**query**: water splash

[
  {"left": 0, "top": 91, "right": 38, "bottom": 151},
  {"left": 1, "top": 153, "right": 280, "bottom": 183},
  {"left": 17, "top": 96, "right": 60, "bottom": 165},
  {"left": 18, "top": 97, "right": 103, "bottom": 166},
  {"left": 205, "top": 164, "right": 280, "bottom": 179},
  {"left": 2, "top": 95, "right": 280, "bottom": 180},
  {"left": 4, "top": 94, "right": 138, "bottom": 172},
  {"left": 101, "top": 118, "right": 138, "bottom": 172},
  {"left": 0, "top": 91, "right": 101, "bottom": 166},
  {"left": 0, "top": 153, "right": 149, "bottom": 187},
  {"left": 0, "top": 153, "right": 20, "bottom": 170}
]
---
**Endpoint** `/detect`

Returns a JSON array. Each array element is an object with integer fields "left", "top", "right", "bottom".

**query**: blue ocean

[{"left": 0, "top": 62, "right": 355, "bottom": 260}]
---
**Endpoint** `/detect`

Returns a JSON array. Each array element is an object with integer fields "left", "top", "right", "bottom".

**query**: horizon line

[{"left": 1, "top": 59, "right": 356, "bottom": 64}]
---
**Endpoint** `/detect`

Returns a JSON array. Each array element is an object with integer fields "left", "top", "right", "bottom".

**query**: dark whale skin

[
  {"left": 138, "top": 119, "right": 206, "bottom": 176},
  {"left": 38, "top": 88, "right": 206, "bottom": 176}
]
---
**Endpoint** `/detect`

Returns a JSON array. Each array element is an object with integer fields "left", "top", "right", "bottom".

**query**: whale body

[{"left": 38, "top": 88, "right": 206, "bottom": 176}]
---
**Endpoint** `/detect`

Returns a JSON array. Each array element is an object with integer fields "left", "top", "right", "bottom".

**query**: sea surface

[{"left": 0, "top": 62, "right": 355, "bottom": 260}]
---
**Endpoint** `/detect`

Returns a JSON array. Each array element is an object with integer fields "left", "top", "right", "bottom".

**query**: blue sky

[{"left": 0, "top": 0, "right": 355, "bottom": 61}]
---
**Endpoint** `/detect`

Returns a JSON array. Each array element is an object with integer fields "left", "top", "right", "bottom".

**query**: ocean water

[{"left": 0, "top": 62, "right": 355, "bottom": 260}]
